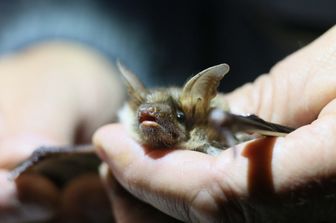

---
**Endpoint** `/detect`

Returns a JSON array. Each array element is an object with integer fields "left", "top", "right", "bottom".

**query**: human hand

[
  {"left": 94, "top": 26, "right": 336, "bottom": 223},
  {"left": 0, "top": 42, "right": 124, "bottom": 222}
]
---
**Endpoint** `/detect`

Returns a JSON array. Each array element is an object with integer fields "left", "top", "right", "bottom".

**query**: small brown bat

[
  {"left": 117, "top": 62, "right": 232, "bottom": 155},
  {"left": 10, "top": 62, "right": 294, "bottom": 181},
  {"left": 117, "top": 62, "right": 294, "bottom": 155}
]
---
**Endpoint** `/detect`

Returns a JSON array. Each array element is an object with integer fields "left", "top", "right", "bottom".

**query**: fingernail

[
  {"left": 0, "top": 171, "right": 19, "bottom": 207},
  {"left": 99, "top": 163, "right": 116, "bottom": 196}
]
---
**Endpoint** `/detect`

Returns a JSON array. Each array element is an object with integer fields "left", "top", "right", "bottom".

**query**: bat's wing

[
  {"left": 233, "top": 114, "right": 295, "bottom": 136},
  {"left": 10, "top": 145, "right": 99, "bottom": 187},
  {"left": 209, "top": 108, "right": 295, "bottom": 146}
]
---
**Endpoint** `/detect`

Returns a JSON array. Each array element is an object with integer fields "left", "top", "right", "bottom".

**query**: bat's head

[
  {"left": 117, "top": 61, "right": 229, "bottom": 148},
  {"left": 136, "top": 89, "right": 188, "bottom": 148}
]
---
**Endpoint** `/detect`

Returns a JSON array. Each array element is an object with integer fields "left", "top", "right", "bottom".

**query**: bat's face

[
  {"left": 117, "top": 62, "right": 230, "bottom": 149},
  {"left": 136, "top": 89, "right": 188, "bottom": 148}
]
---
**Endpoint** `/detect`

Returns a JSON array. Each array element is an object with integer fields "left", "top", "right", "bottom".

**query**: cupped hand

[
  {"left": 94, "top": 26, "right": 336, "bottom": 223},
  {"left": 0, "top": 42, "right": 124, "bottom": 222}
]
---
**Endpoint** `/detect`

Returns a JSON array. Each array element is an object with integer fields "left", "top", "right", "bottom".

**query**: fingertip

[
  {"left": 92, "top": 124, "right": 122, "bottom": 148},
  {"left": 93, "top": 124, "right": 143, "bottom": 171}
]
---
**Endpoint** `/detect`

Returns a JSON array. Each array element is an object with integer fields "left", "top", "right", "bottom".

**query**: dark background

[{"left": 0, "top": 0, "right": 334, "bottom": 91}]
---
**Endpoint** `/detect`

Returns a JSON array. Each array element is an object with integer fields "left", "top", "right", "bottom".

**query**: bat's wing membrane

[
  {"left": 10, "top": 145, "right": 99, "bottom": 187},
  {"left": 209, "top": 108, "right": 295, "bottom": 139}
]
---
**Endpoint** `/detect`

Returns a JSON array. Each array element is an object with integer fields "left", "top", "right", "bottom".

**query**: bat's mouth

[
  {"left": 141, "top": 121, "right": 160, "bottom": 128},
  {"left": 139, "top": 113, "right": 160, "bottom": 127}
]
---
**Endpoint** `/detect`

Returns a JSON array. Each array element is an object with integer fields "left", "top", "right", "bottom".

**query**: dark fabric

[{"left": 0, "top": 0, "right": 333, "bottom": 90}]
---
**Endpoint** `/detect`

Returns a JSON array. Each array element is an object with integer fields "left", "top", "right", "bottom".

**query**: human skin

[{"left": 94, "top": 25, "right": 336, "bottom": 222}]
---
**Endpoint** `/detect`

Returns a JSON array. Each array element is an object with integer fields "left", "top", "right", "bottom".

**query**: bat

[
  {"left": 10, "top": 62, "right": 295, "bottom": 180},
  {"left": 117, "top": 62, "right": 294, "bottom": 155}
]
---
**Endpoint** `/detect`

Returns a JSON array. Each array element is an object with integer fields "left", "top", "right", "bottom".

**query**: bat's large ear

[
  {"left": 180, "top": 63, "right": 229, "bottom": 122},
  {"left": 117, "top": 61, "right": 147, "bottom": 108}
]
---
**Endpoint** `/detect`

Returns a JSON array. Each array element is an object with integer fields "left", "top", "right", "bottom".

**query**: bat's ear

[
  {"left": 117, "top": 60, "right": 147, "bottom": 108},
  {"left": 180, "top": 63, "right": 229, "bottom": 121}
]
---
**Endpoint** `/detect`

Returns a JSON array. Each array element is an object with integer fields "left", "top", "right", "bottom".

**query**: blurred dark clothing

[{"left": 0, "top": 0, "right": 333, "bottom": 91}]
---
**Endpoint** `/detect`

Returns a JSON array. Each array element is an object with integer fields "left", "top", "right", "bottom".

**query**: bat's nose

[{"left": 138, "top": 106, "right": 157, "bottom": 123}]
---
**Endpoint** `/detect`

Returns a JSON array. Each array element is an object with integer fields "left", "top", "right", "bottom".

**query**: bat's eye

[{"left": 176, "top": 110, "right": 185, "bottom": 123}]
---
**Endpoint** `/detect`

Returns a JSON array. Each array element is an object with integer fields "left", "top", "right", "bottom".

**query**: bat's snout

[{"left": 138, "top": 106, "right": 157, "bottom": 124}]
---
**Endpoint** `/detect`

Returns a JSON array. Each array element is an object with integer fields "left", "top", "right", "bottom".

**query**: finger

[
  {"left": 94, "top": 124, "right": 242, "bottom": 222},
  {"left": 224, "top": 25, "right": 336, "bottom": 127},
  {"left": 0, "top": 170, "right": 60, "bottom": 223},
  {"left": 60, "top": 173, "right": 114, "bottom": 223},
  {"left": 99, "top": 163, "right": 181, "bottom": 223}
]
